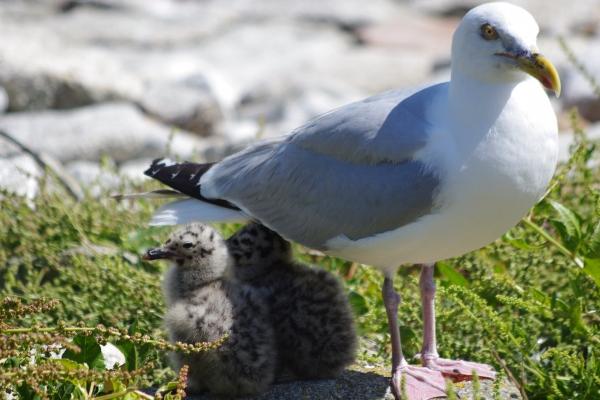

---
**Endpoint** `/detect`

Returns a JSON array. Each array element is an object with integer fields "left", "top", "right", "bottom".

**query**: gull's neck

[{"left": 447, "top": 69, "right": 522, "bottom": 147}]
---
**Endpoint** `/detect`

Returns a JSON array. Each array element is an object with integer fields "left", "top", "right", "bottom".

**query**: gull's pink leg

[
  {"left": 419, "top": 264, "right": 496, "bottom": 381},
  {"left": 382, "top": 273, "right": 446, "bottom": 400}
]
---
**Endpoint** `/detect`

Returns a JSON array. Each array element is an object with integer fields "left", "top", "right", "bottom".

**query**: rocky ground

[
  {"left": 180, "top": 364, "right": 522, "bottom": 400},
  {"left": 0, "top": 0, "right": 599, "bottom": 198}
]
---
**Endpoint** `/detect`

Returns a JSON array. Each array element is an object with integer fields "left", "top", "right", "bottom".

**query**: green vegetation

[{"left": 0, "top": 177, "right": 225, "bottom": 399}]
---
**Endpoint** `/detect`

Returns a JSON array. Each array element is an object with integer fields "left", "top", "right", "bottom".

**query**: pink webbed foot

[
  {"left": 390, "top": 364, "right": 446, "bottom": 400},
  {"left": 423, "top": 357, "right": 496, "bottom": 382}
]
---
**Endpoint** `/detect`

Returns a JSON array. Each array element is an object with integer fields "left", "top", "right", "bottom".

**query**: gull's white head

[{"left": 452, "top": 2, "right": 560, "bottom": 96}]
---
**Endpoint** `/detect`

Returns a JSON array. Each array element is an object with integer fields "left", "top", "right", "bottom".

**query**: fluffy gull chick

[
  {"left": 144, "top": 223, "right": 276, "bottom": 397},
  {"left": 228, "top": 222, "right": 357, "bottom": 381}
]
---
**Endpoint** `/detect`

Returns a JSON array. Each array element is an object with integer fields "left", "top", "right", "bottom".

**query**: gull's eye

[
  {"left": 480, "top": 23, "right": 499, "bottom": 41},
  {"left": 182, "top": 242, "right": 194, "bottom": 249}
]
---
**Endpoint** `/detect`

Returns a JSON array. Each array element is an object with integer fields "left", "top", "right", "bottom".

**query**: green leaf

[
  {"left": 436, "top": 261, "right": 469, "bottom": 287},
  {"left": 548, "top": 199, "right": 582, "bottom": 250},
  {"left": 585, "top": 221, "right": 600, "bottom": 258},
  {"left": 156, "top": 381, "right": 179, "bottom": 397},
  {"left": 583, "top": 258, "right": 600, "bottom": 286},
  {"left": 63, "top": 334, "right": 106, "bottom": 371},
  {"left": 115, "top": 340, "right": 138, "bottom": 371},
  {"left": 115, "top": 324, "right": 153, "bottom": 372},
  {"left": 102, "top": 379, "right": 127, "bottom": 395},
  {"left": 399, "top": 325, "right": 417, "bottom": 346},
  {"left": 568, "top": 299, "right": 587, "bottom": 334},
  {"left": 502, "top": 231, "right": 540, "bottom": 251},
  {"left": 51, "top": 358, "right": 87, "bottom": 371},
  {"left": 16, "top": 384, "right": 43, "bottom": 400},
  {"left": 53, "top": 382, "right": 76, "bottom": 400},
  {"left": 529, "top": 288, "right": 550, "bottom": 306},
  {"left": 348, "top": 291, "right": 369, "bottom": 316}
]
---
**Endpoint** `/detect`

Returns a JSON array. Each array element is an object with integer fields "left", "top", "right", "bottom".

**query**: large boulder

[
  {"left": 0, "top": 102, "right": 223, "bottom": 163},
  {"left": 139, "top": 81, "right": 223, "bottom": 137}
]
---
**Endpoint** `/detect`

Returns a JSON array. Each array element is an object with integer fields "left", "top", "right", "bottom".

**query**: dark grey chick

[
  {"left": 227, "top": 222, "right": 357, "bottom": 381},
  {"left": 144, "top": 223, "right": 276, "bottom": 397}
]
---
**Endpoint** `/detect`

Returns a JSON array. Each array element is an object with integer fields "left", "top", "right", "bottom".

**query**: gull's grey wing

[
  {"left": 289, "top": 85, "right": 442, "bottom": 164},
  {"left": 200, "top": 84, "right": 446, "bottom": 249}
]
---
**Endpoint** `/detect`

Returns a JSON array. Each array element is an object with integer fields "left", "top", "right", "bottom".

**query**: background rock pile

[{"left": 0, "top": 0, "right": 599, "bottom": 198}]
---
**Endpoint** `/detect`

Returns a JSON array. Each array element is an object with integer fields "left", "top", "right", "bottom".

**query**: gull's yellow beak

[
  {"left": 516, "top": 53, "right": 561, "bottom": 97},
  {"left": 496, "top": 51, "right": 561, "bottom": 97}
]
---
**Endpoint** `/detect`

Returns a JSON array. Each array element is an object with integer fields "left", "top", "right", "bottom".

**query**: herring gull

[{"left": 136, "top": 3, "right": 560, "bottom": 398}]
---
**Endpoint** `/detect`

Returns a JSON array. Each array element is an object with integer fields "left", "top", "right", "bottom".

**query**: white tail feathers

[{"left": 149, "top": 199, "right": 247, "bottom": 226}]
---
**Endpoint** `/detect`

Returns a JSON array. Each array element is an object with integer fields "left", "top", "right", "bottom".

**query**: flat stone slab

[{"left": 185, "top": 365, "right": 522, "bottom": 400}]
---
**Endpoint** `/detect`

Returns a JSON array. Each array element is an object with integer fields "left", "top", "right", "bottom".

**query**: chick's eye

[
  {"left": 182, "top": 242, "right": 194, "bottom": 249},
  {"left": 480, "top": 24, "right": 498, "bottom": 41}
]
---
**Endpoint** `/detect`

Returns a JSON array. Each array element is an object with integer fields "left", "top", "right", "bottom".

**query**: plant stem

[
  {"left": 521, "top": 218, "right": 584, "bottom": 268},
  {"left": 91, "top": 388, "right": 137, "bottom": 400},
  {"left": 491, "top": 349, "right": 529, "bottom": 400},
  {"left": 133, "top": 391, "right": 154, "bottom": 400},
  {"left": 1, "top": 326, "right": 94, "bottom": 334},
  {"left": 0, "top": 325, "right": 221, "bottom": 351}
]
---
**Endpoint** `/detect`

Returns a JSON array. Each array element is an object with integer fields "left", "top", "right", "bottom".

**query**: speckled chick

[
  {"left": 144, "top": 223, "right": 276, "bottom": 397},
  {"left": 227, "top": 222, "right": 357, "bottom": 381}
]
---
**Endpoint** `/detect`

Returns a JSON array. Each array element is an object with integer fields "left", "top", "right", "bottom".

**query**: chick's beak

[
  {"left": 143, "top": 247, "right": 174, "bottom": 261},
  {"left": 497, "top": 51, "right": 561, "bottom": 97}
]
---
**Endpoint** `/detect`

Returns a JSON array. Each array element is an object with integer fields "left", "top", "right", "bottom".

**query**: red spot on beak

[{"left": 540, "top": 76, "right": 552, "bottom": 90}]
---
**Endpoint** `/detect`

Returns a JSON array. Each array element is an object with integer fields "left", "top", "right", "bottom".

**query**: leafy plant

[{"left": 0, "top": 296, "right": 224, "bottom": 399}]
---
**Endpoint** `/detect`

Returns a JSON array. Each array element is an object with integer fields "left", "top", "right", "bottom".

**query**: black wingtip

[
  {"left": 142, "top": 158, "right": 240, "bottom": 211},
  {"left": 144, "top": 158, "right": 176, "bottom": 178}
]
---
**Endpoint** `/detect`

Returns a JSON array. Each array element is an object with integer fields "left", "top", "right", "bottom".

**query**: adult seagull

[{"left": 139, "top": 3, "right": 560, "bottom": 398}]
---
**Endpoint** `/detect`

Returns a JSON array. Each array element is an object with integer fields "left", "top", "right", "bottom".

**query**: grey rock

[
  {"left": 0, "top": 86, "right": 8, "bottom": 114},
  {"left": 237, "top": 78, "right": 362, "bottom": 138},
  {"left": 0, "top": 0, "right": 433, "bottom": 137},
  {"left": 185, "top": 365, "right": 522, "bottom": 400},
  {"left": 0, "top": 102, "right": 213, "bottom": 163},
  {"left": 0, "top": 5, "right": 224, "bottom": 113},
  {"left": 0, "top": 4, "right": 253, "bottom": 134},
  {"left": 57, "top": 0, "right": 406, "bottom": 31},
  {"left": 66, "top": 160, "right": 121, "bottom": 196},
  {"left": 140, "top": 82, "right": 223, "bottom": 137},
  {"left": 229, "top": 0, "right": 405, "bottom": 28},
  {"left": 0, "top": 68, "right": 103, "bottom": 112},
  {"left": 0, "top": 154, "right": 42, "bottom": 199}
]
